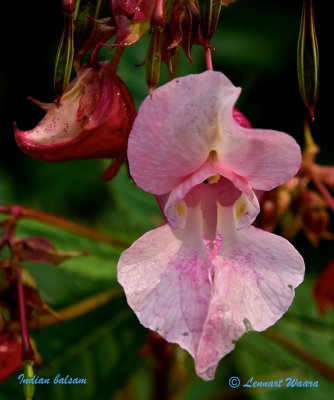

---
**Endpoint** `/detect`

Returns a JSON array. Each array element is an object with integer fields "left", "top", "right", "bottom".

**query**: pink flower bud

[{"left": 15, "top": 62, "right": 136, "bottom": 180}]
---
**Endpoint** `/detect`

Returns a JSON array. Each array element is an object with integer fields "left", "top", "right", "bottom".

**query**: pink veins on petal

[{"left": 117, "top": 71, "right": 305, "bottom": 380}]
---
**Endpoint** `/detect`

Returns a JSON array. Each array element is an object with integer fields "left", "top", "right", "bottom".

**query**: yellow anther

[
  {"left": 209, "top": 150, "right": 218, "bottom": 161},
  {"left": 207, "top": 175, "right": 220, "bottom": 184},
  {"left": 175, "top": 201, "right": 186, "bottom": 218},
  {"left": 235, "top": 198, "right": 247, "bottom": 220}
]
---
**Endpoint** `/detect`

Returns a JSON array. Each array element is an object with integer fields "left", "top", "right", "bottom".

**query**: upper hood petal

[
  {"left": 128, "top": 71, "right": 240, "bottom": 194},
  {"left": 128, "top": 71, "right": 301, "bottom": 194}
]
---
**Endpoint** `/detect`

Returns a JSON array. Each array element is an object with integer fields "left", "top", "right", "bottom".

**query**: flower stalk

[{"left": 0, "top": 205, "right": 129, "bottom": 247}]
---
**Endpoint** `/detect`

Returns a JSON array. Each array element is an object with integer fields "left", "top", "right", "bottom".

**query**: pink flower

[
  {"left": 15, "top": 62, "right": 136, "bottom": 180},
  {"left": 117, "top": 71, "right": 305, "bottom": 380}
]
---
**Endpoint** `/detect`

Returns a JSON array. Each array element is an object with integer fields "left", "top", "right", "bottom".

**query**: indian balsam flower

[
  {"left": 15, "top": 62, "right": 136, "bottom": 180},
  {"left": 118, "top": 71, "right": 305, "bottom": 380}
]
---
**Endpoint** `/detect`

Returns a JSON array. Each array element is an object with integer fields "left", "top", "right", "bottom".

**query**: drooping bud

[
  {"left": 297, "top": 0, "right": 319, "bottom": 120},
  {"left": 15, "top": 62, "right": 136, "bottom": 180}
]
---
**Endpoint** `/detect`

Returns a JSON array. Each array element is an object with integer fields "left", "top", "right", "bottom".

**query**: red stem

[
  {"left": 89, "top": 44, "right": 101, "bottom": 68},
  {"left": 89, "top": 30, "right": 116, "bottom": 67},
  {"left": 205, "top": 46, "right": 213, "bottom": 70},
  {"left": 15, "top": 267, "right": 35, "bottom": 361},
  {"left": 111, "top": 47, "right": 124, "bottom": 72},
  {"left": 0, "top": 205, "right": 129, "bottom": 247}
]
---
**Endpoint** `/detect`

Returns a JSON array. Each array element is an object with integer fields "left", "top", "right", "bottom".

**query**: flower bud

[{"left": 15, "top": 62, "right": 136, "bottom": 180}]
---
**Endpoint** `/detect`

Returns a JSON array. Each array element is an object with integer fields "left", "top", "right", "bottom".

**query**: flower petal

[
  {"left": 194, "top": 205, "right": 305, "bottom": 380},
  {"left": 128, "top": 71, "right": 240, "bottom": 194},
  {"left": 117, "top": 208, "right": 212, "bottom": 358},
  {"left": 128, "top": 71, "right": 301, "bottom": 194},
  {"left": 163, "top": 157, "right": 259, "bottom": 230},
  {"left": 217, "top": 122, "right": 302, "bottom": 191},
  {"left": 15, "top": 81, "right": 82, "bottom": 147}
]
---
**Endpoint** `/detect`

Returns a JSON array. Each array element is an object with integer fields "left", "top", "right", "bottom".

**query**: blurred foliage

[{"left": 1, "top": 0, "right": 333, "bottom": 399}]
